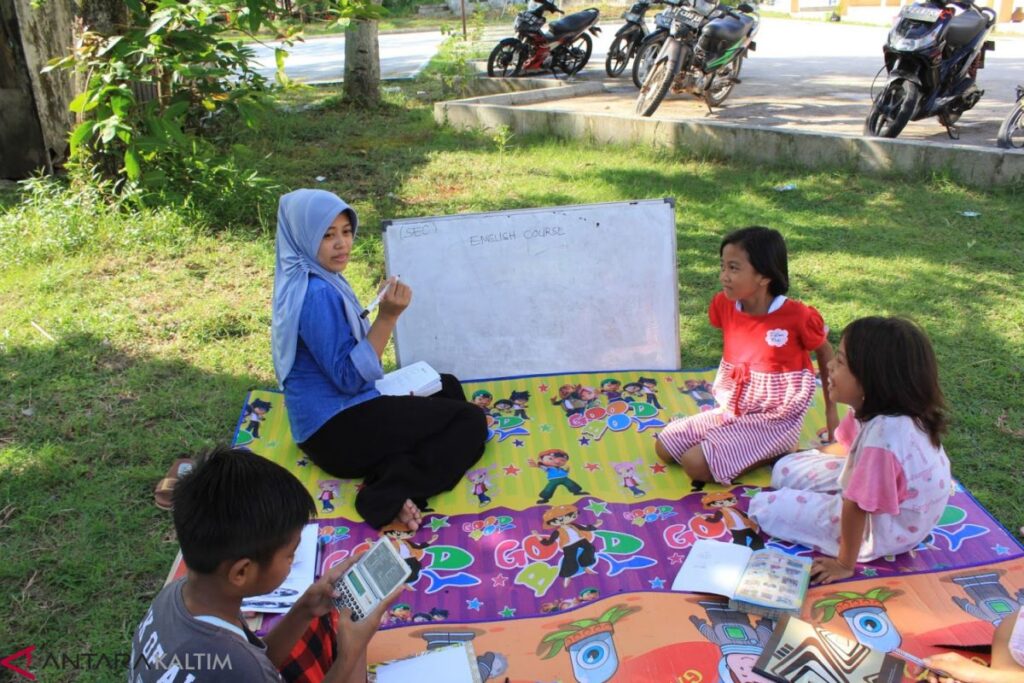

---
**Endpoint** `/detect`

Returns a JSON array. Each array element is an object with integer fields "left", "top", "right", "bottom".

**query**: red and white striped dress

[{"left": 659, "top": 292, "right": 827, "bottom": 483}]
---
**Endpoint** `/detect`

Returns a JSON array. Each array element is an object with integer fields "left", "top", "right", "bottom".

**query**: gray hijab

[{"left": 271, "top": 189, "right": 368, "bottom": 386}]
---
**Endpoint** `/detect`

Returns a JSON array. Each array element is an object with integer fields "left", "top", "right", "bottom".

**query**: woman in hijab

[{"left": 271, "top": 189, "right": 487, "bottom": 531}]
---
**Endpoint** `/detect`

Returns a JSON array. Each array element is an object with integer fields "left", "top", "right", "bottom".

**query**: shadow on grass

[{"left": 0, "top": 332, "right": 266, "bottom": 667}]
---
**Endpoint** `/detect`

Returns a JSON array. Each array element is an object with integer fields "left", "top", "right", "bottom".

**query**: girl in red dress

[{"left": 655, "top": 226, "right": 838, "bottom": 485}]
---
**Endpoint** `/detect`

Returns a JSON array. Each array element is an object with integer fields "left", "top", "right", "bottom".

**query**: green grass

[{"left": 2, "top": 81, "right": 1023, "bottom": 679}]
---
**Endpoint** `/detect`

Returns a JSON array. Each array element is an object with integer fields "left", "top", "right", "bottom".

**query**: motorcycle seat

[
  {"left": 945, "top": 10, "right": 986, "bottom": 47},
  {"left": 547, "top": 8, "right": 599, "bottom": 37}
]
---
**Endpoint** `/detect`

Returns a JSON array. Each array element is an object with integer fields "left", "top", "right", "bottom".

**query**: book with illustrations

[
  {"left": 671, "top": 539, "right": 812, "bottom": 618},
  {"left": 375, "top": 360, "right": 442, "bottom": 397},
  {"left": 754, "top": 615, "right": 908, "bottom": 683}
]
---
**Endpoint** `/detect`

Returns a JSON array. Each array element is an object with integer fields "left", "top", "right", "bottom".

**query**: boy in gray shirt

[{"left": 130, "top": 446, "right": 398, "bottom": 682}]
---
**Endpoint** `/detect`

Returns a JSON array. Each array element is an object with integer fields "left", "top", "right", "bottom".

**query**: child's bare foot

[{"left": 395, "top": 499, "right": 422, "bottom": 531}]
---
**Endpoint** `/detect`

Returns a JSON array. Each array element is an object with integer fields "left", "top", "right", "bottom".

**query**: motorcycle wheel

[
  {"left": 605, "top": 35, "right": 632, "bottom": 77},
  {"left": 636, "top": 43, "right": 685, "bottom": 117},
  {"left": 632, "top": 35, "right": 665, "bottom": 89},
  {"left": 487, "top": 38, "right": 526, "bottom": 78},
  {"left": 996, "top": 102, "right": 1024, "bottom": 149},
  {"left": 554, "top": 33, "right": 593, "bottom": 77},
  {"left": 704, "top": 55, "right": 742, "bottom": 108},
  {"left": 864, "top": 78, "right": 919, "bottom": 139}
]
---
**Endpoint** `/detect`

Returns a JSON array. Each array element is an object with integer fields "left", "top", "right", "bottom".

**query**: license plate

[
  {"left": 678, "top": 8, "right": 702, "bottom": 27},
  {"left": 622, "top": 11, "right": 641, "bottom": 22},
  {"left": 901, "top": 5, "right": 942, "bottom": 22}
]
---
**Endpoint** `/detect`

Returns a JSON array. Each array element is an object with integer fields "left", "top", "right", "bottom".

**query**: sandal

[{"left": 154, "top": 458, "right": 194, "bottom": 511}]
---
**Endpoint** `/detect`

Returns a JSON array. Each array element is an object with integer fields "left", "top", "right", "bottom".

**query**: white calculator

[{"left": 334, "top": 538, "right": 411, "bottom": 620}]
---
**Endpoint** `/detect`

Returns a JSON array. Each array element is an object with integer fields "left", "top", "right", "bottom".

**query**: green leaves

[{"left": 52, "top": 0, "right": 279, "bottom": 212}]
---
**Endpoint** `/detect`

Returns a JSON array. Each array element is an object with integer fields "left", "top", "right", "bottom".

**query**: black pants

[{"left": 297, "top": 374, "right": 487, "bottom": 528}]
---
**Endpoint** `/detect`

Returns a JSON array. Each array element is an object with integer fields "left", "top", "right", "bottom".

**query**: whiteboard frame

[{"left": 381, "top": 199, "right": 680, "bottom": 380}]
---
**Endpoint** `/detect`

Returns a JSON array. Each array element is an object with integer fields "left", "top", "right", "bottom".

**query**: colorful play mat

[{"left": 231, "top": 369, "right": 1024, "bottom": 683}]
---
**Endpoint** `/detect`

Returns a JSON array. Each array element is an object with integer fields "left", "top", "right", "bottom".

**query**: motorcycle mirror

[{"left": 737, "top": 2, "right": 755, "bottom": 11}]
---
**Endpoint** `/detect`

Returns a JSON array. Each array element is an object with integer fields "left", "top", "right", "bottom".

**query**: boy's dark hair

[
  {"left": 842, "top": 317, "right": 948, "bottom": 447},
  {"left": 173, "top": 446, "right": 316, "bottom": 573},
  {"left": 720, "top": 226, "right": 790, "bottom": 297}
]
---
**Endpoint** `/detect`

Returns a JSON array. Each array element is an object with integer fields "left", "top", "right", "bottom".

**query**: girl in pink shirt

[{"left": 749, "top": 316, "right": 951, "bottom": 583}]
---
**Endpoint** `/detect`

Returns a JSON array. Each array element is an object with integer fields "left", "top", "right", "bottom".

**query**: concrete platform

[{"left": 445, "top": 18, "right": 1024, "bottom": 187}]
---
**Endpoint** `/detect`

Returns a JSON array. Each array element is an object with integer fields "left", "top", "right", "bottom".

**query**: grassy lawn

[{"left": 2, "top": 69, "right": 1023, "bottom": 678}]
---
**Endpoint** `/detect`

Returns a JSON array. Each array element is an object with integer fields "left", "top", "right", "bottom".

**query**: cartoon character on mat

[
  {"left": 536, "top": 504, "right": 603, "bottom": 587},
  {"left": 412, "top": 606, "right": 449, "bottom": 622},
  {"left": 579, "top": 587, "right": 600, "bottom": 603},
  {"left": 600, "top": 378, "right": 623, "bottom": 403},
  {"left": 241, "top": 398, "right": 272, "bottom": 438},
  {"left": 380, "top": 522, "right": 439, "bottom": 585},
  {"left": 681, "top": 379, "right": 717, "bottom": 412},
  {"left": 701, "top": 491, "right": 764, "bottom": 550},
  {"left": 578, "top": 386, "right": 601, "bottom": 410},
  {"left": 813, "top": 587, "right": 905, "bottom": 654},
  {"left": 528, "top": 449, "right": 590, "bottom": 504},
  {"left": 492, "top": 399, "right": 515, "bottom": 418},
  {"left": 471, "top": 389, "right": 494, "bottom": 413},
  {"left": 690, "top": 599, "right": 775, "bottom": 683},
  {"left": 637, "top": 376, "right": 663, "bottom": 410},
  {"left": 947, "top": 570, "right": 1024, "bottom": 626},
  {"left": 317, "top": 479, "right": 341, "bottom": 513},
  {"left": 552, "top": 384, "right": 586, "bottom": 417},
  {"left": 622, "top": 382, "right": 644, "bottom": 403},
  {"left": 508, "top": 389, "right": 531, "bottom": 420},
  {"left": 538, "top": 604, "right": 639, "bottom": 683},
  {"left": 388, "top": 602, "right": 412, "bottom": 623},
  {"left": 611, "top": 459, "right": 646, "bottom": 497},
  {"left": 466, "top": 466, "right": 494, "bottom": 506}
]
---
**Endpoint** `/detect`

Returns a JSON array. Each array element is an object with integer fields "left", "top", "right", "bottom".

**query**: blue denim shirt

[{"left": 283, "top": 275, "right": 382, "bottom": 443}]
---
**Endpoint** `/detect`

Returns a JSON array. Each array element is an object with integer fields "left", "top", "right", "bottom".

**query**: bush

[{"left": 46, "top": 0, "right": 288, "bottom": 227}]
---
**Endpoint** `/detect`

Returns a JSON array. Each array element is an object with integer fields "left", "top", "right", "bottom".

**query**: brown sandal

[{"left": 154, "top": 458, "right": 194, "bottom": 510}]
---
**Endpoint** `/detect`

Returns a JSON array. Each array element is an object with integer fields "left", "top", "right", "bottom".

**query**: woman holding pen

[{"left": 271, "top": 189, "right": 487, "bottom": 530}]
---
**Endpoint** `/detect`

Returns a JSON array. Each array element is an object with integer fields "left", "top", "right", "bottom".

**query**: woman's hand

[
  {"left": 810, "top": 556, "right": 855, "bottom": 584},
  {"left": 377, "top": 277, "right": 411, "bottom": 319}
]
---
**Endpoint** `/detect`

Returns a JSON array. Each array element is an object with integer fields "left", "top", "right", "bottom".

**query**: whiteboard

[{"left": 381, "top": 199, "right": 680, "bottom": 380}]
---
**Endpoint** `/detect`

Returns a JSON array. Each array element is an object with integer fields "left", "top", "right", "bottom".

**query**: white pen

[{"left": 360, "top": 276, "right": 399, "bottom": 319}]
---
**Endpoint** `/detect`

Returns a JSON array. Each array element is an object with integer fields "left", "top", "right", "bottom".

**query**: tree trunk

[{"left": 343, "top": 17, "right": 381, "bottom": 106}]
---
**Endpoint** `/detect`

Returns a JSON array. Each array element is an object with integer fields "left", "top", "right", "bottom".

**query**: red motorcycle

[{"left": 487, "top": 0, "right": 601, "bottom": 78}]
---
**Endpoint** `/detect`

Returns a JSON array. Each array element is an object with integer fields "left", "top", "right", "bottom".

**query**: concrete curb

[{"left": 435, "top": 81, "right": 1024, "bottom": 188}]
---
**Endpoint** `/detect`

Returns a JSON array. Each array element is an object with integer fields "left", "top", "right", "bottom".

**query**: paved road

[
  {"left": 248, "top": 30, "right": 447, "bottom": 83},
  {"left": 497, "top": 17, "right": 1024, "bottom": 147}
]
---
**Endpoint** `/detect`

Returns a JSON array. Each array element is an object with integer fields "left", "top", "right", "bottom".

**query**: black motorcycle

[
  {"left": 635, "top": 0, "right": 758, "bottom": 117},
  {"left": 605, "top": 0, "right": 660, "bottom": 77},
  {"left": 996, "top": 84, "right": 1023, "bottom": 149},
  {"left": 865, "top": 0, "right": 996, "bottom": 139},
  {"left": 631, "top": 7, "right": 674, "bottom": 87},
  {"left": 487, "top": 0, "right": 601, "bottom": 79}
]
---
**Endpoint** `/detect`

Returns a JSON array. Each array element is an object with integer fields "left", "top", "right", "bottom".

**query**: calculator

[{"left": 334, "top": 538, "right": 411, "bottom": 620}]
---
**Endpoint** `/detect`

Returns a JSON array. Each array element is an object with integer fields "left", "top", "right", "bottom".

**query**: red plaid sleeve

[{"left": 278, "top": 611, "right": 339, "bottom": 683}]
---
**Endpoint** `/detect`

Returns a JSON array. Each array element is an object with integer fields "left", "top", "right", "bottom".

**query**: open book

[
  {"left": 375, "top": 361, "right": 442, "bottom": 397},
  {"left": 671, "top": 539, "right": 812, "bottom": 619},
  {"left": 754, "top": 615, "right": 909, "bottom": 682}
]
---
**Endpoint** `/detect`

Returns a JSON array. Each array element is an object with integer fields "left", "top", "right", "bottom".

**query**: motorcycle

[
  {"left": 635, "top": 0, "right": 758, "bottom": 117},
  {"left": 864, "top": 0, "right": 996, "bottom": 139},
  {"left": 487, "top": 0, "right": 601, "bottom": 79},
  {"left": 996, "top": 84, "right": 1023, "bottom": 149},
  {"left": 631, "top": 7, "right": 674, "bottom": 87},
  {"left": 605, "top": 0, "right": 660, "bottom": 77}
]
